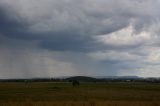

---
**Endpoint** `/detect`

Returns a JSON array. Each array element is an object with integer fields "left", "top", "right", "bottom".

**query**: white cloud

[
  {"left": 88, "top": 50, "right": 141, "bottom": 62},
  {"left": 94, "top": 25, "right": 154, "bottom": 47},
  {"left": 138, "top": 65, "right": 160, "bottom": 77},
  {"left": 142, "top": 47, "right": 160, "bottom": 64}
]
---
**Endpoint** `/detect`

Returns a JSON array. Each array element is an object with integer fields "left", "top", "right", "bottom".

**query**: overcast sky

[{"left": 0, "top": 0, "right": 160, "bottom": 78}]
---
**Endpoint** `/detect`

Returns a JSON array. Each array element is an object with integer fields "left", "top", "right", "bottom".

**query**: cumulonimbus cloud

[
  {"left": 0, "top": 0, "right": 160, "bottom": 78},
  {"left": 0, "top": 0, "right": 160, "bottom": 52}
]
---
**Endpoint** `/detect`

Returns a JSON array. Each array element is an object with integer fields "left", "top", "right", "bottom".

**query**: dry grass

[
  {"left": 1, "top": 101, "right": 160, "bottom": 106},
  {"left": 0, "top": 82, "right": 160, "bottom": 106}
]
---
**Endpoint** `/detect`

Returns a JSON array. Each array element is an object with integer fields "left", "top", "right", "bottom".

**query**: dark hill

[{"left": 65, "top": 76, "right": 97, "bottom": 82}]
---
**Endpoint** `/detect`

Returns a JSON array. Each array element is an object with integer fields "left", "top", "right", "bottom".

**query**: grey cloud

[
  {"left": 0, "top": 0, "right": 137, "bottom": 52},
  {"left": 0, "top": 0, "right": 160, "bottom": 78}
]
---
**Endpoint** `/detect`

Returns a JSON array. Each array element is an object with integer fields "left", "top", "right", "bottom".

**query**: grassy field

[{"left": 0, "top": 82, "right": 160, "bottom": 106}]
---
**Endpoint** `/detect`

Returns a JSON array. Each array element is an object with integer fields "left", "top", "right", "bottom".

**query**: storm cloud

[{"left": 0, "top": 0, "right": 160, "bottom": 78}]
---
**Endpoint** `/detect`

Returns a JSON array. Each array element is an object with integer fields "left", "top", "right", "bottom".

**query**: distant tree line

[{"left": 0, "top": 76, "right": 160, "bottom": 83}]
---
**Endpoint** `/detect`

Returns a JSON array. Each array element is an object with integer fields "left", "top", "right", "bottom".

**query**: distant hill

[
  {"left": 95, "top": 76, "right": 140, "bottom": 79},
  {"left": 1, "top": 76, "right": 160, "bottom": 83},
  {"left": 65, "top": 76, "right": 97, "bottom": 82}
]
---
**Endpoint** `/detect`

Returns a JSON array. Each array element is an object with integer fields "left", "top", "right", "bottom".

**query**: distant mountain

[{"left": 94, "top": 76, "right": 140, "bottom": 79}]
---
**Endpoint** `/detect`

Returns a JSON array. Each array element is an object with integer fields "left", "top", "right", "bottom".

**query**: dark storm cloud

[
  {"left": 39, "top": 36, "right": 92, "bottom": 52},
  {"left": 0, "top": 0, "right": 160, "bottom": 77},
  {"left": 0, "top": 0, "right": 154, "bottom": 52},
  {"left": 0, "top": 0, "right": 132, "bottom": 52},
  {"left": 0, "top": 7, "right": 36, "bottom": 40}
]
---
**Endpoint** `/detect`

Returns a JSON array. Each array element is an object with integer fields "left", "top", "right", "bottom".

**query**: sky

[{"left": 0, "top": 0, "right": 160, "bottom": 78}]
